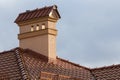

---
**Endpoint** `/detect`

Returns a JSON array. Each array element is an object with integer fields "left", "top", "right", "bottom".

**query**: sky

[{"left": 0, "top": 0, "right": 120, "bottom": 68}]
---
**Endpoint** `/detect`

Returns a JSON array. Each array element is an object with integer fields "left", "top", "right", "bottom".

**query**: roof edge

[
  {"left": 57, "top": 57, "right": 90, "bottom": 70},
  {"left": 92, "top": 64, "right": 120, "bottom": 70}
]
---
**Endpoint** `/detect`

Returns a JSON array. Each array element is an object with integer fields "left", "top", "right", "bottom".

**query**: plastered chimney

[{"left": 15, "top": 5, "right": 61, "bottom": 61}]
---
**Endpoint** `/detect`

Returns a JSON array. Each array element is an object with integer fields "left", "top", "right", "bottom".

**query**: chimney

[{"left": 15, "top": 5, "right": 61, "bottom": 61}]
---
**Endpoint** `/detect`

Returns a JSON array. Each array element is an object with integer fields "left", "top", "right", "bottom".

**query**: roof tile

[
  {"left": 15, "top": 5, "right": 60, "bottom": 23},
  {"left": 0, "top": 48, "right": 120, "bottom": 80},
  {"left": 92, "top": 64, "right": 120, "bottom": 80},
  {"left": 0, "top": 51, "right": 22, "bottom": 79}
]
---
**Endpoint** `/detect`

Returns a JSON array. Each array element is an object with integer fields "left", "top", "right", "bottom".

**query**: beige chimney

[{"left": 15, "top": 5, "right": 61, "bottom": 61}]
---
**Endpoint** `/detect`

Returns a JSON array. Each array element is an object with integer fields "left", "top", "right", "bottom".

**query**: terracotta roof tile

[
  {"left": 57, "top": 57, "right": 90, "bottom": 70},
  {"left": 0, "top": 50, "right": 22, "bottom": 79},
  {"left": 1, "top": 48, "right": 120, "bottom": 80},
  {"left": 21, "top": 48, "right": 93, "bottom": 80},
  {"left": 91, "top": 64, "right": 120, "bottom": 80},
  {"left": 15, "top": 5, "right": 61, "bottom": 23},
  {"left": 23, "top": 49, "right": 48, "bottom": 62}
]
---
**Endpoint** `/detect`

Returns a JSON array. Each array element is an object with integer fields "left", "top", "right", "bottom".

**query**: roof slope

[
  {"left": 0, "top": 48, "right": 93, "bottom": 79},
  {"left": 0, "top": 48, "right": 120, "bottom": 80},
  {"left": 0, "top": 49, "right": 27, "bottom": 80},
  {"left": 15, "top": 5, "right": 61, "bottom": 23},
  {"left": 91, "top": 64, "right": 120, "bottom": 80},
  {"left": 22, "top": 49, "right": 94, "bottom": 80}
]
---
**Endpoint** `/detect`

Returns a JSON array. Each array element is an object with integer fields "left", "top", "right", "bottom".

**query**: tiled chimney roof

[{"left": 14, "top": 5, "right": 61, "bottom": 23}]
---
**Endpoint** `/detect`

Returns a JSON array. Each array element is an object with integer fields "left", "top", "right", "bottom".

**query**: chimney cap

[{"left": 14, "top": 5, "right": 61, "bottom": 23}]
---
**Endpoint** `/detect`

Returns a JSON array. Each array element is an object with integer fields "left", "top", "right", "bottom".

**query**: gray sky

[{"left": 0, "top": 0, "right": 120, "bottom": 68}]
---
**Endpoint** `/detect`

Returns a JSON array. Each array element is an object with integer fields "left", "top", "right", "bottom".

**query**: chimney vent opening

[
  {"left": 42, "top": 24, "right": 45, "bottom": 29},
  {"left": 31, "top": 26, "right": 34, "bottom": 32},
  {"left": 36, "top": 24, "right": 40, "bottom": 30}
]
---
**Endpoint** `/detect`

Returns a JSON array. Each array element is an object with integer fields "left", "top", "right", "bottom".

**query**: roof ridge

[
  {"left": 92, "top": 64, "right": 120, "bottom": 70},
  {"left": 0, "top": 47, "right": 20, "bottom": 54},
  {"left": 19, "top": 5, "right": 54, "bottom": 15},
  {"left": 14, "top": 48, "right": 30, "bottom": 79},
  {"left": 57, "top": 57, "right": 90, "bottom": 70}
]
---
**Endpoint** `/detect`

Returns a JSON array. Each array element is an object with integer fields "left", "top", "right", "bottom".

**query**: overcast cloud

[{"left": 0, "top": 0, "right": 120, "bottom": 68}]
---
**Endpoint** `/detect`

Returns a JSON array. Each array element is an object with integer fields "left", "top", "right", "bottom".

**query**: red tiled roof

[
  {"left": 0, "top": 48, "right": 120, "bottom": 80},
  {"left": 92, "top": 64, "right": 120, "bottom": 70},
  {"left": 57, "top": 57, "right": 90, "bottom": 70},
  {"left": 14, "top": 5, "right": 61, "bottom": 23},
  {"left": 23, "top": 49, "right": 48, "bottom": 62},
  {"left": 91, "top": 64, "right": 120, "bottom": 80},
  {"left": 0, "top": 48, "right": 92, "bottom": 79},
  {"left": 22, "top": 48, "right": 93, "bottom": 80},
  {"left": 0, "top": 48, "right": 28, "bottom": 79}
]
